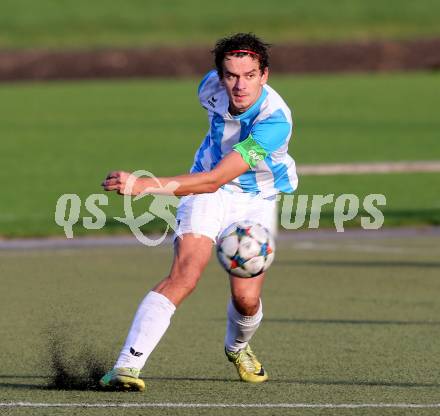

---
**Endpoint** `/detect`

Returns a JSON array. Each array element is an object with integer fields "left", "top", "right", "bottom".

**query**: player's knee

[
  {"left": 232, "top": 295, "right": 260, "bottom": 316},
  {"left": 168, "top": 266, "right": 202, "bottom": 295}
]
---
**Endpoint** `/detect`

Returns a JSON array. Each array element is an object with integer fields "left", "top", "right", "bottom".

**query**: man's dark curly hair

[{"left": 212, "top": 33, "right": 270, "bottom": 78}]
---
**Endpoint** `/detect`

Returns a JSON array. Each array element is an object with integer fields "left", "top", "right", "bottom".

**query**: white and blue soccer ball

[{"left": 216, "top": 221, "right": 275, "bottom": 278}]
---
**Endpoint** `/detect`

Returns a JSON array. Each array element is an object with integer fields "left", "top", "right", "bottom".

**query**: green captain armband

[{"left": 233, "top": 135, "right": 268, "bottom": 168}]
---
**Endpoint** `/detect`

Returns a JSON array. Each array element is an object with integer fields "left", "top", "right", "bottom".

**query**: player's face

[{"left": 221, "top": 55, "right": 268, "bottom": 115}]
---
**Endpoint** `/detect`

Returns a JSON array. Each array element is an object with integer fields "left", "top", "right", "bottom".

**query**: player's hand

[{"left": 102, "top": 171, "right": 137, "bottom": 195}]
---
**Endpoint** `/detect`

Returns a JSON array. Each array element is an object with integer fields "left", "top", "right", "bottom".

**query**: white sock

[
  {"left": 224, "top": 298, "right": 263, "bottom": 352},
  {"left": 115, "top": 291, "right": 176, "bottom": 370}
]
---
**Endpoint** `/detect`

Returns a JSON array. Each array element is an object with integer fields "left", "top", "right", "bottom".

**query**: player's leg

[
  {"left": 229, "top": 273, "right": 265, "bottom": 316},
  {"left": 100, "top": 234, "right": 212, "bottom": 391},
  {"left": 227, "top": 273, "right": 265, "bottom": 353},
  {"left": 222, "top": 193, "right": 276, "bottom": 382},
  {"left": 152, "top": 233, "right": 213, "bottom": 305},
  {"left": 224, "top": 273, "right": 268, "bottom": 382},
  {"left": 101, "top": 191, "right": 225, "bottom": 391}
]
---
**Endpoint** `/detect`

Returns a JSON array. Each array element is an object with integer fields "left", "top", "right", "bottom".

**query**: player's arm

[{"left": 102, "top": 151, "right": 249, "bottom": 196}]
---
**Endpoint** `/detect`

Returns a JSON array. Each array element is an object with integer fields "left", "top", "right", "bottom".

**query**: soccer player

[{"left": 100, "top": 33, "right": 298, "bottom": 391}]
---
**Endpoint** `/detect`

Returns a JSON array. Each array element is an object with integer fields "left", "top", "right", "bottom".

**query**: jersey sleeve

[
  {"left": 197, "top": 70, "right": 224, "bottom": 111},
  {"left": 233, "top": 109, "right": 292, "bottom": 168}
]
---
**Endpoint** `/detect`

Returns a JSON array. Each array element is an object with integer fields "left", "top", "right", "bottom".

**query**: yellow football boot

[
  {"left": 225, "top": 344, "right": 268, "bottom": 383},
  {"left": 99, "top": 367, "right": 145, "bottom": 392}
]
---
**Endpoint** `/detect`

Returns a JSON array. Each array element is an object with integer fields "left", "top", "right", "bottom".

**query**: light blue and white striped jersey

[{"left": 191, "top": 70, "right": 298, "bottom": 198}]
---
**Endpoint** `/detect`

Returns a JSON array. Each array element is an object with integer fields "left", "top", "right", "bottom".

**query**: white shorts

[{"left": 175, "top": 188, "right": 277, "bottom": 243}]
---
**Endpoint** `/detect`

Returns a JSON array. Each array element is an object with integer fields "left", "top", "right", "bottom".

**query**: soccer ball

[{"left": 216, "top": 221, "right": 275, "bottom": 278}]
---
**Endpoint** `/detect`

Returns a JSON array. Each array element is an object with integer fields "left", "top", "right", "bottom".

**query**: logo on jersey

[
  {"left": 248, "top": 149, "right": 264, "bottom": 162},
  {"left": 208, "top": 96, "right": 218, "bottom": 108}
]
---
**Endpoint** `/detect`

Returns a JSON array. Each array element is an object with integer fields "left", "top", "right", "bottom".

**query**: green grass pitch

[
  {"left": 1, "top": 0, "right": 440, "bottom": 48},
  {"left": 0, "top": 232, "right": 439, "bottom": 415},
  {"left": 0, "top": 72, "right": 439, "bottom": 237}
]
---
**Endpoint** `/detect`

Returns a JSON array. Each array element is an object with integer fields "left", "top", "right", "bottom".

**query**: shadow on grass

[
  {"left": 0, "top": 375, "right": 236, "bottom": 391},
  {"left": 144, "top": 376, "right": 236, "bottom": 383},
  {"left": 0, "top": 375, "right": 49, "bottom": 379},
  {"left": 269, "top": 378, "right": 440, "bottom": 388},
  {"left": 0, "top": 381, "right": 44, "bottom": 390},
  {"left": 1, "top": 374, "right": 438, "bottom": 390},
  {"left": 276, "top": 260, "right": 440, "bottom": 268},
  {"left": 143, "top": 376, "right": 439, "bottom": 388},
  {"left": 264, "top": 318, "right": 440, "bottom": 326}
]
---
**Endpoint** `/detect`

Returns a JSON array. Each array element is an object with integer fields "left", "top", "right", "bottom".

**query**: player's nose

[{"left": 234, "top": 77, "right": 246, "bottom": 90}]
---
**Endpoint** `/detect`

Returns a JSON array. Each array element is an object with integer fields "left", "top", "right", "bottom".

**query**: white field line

[
  {"left": 298, "top": 161, "right": 440, "bottom": 175},
  {"left": 1, "top": 402, "right": 440, "bottom": 409}
]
